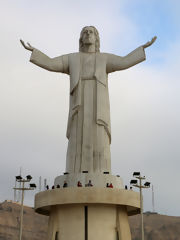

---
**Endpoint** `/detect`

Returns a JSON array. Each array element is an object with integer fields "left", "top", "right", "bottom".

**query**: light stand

[
  {"left": 130, "top": 172, "right": 150, "bottom": 240},
  {"left": 13, "top": 175, "right": 36, "bottom": 240}
]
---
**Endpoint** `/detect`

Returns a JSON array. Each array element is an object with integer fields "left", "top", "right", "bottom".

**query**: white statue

[{"left": 20, "top": 26, "right": 156, "bottom": 174}]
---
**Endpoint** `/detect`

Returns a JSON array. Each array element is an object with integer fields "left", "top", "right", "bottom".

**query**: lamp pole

[
  {"left": 13, "top": 175, "right": 36, "bottom": 240},
  {"left": 130, "top": 173, "right": 150, "bottom": 240}
]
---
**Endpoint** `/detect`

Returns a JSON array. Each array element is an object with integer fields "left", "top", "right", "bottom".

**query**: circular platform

[
  {"left": 54, "top": 173, "right": 123, "bottom": 189},
  {"left": 35, "top": 187, "right": 140, "bottom": 216}
]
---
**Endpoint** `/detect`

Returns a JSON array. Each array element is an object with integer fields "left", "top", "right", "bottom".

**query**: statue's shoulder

[
  {"left": 96, "top": 52, "right": 109, "bottom": 56},
  {"left": 66, "top": 52, "right": 115, "bottom": 61},
  {"left": 100, "top": 52, "right": 118, "bottom": 57},
  {"left": 65, "top": 52, "right": 80, "bottom": 62},
  {"left": 66, "top": 52, "right": 111, "bottom": 57},
  {"left": 96, "top": 52, "right": 114, "bottom": 62},
  {"left": 65, "top": 53, "right": 80, "bottom": 66},
  {"left": 97, "top": 52, "right": 115, "bottom": 58},
  {"left": 67, "top": 52, "right": 110, "bottom": 56},
  {"left": 67, "top": 52, "right": 80, "bottom": 57}
]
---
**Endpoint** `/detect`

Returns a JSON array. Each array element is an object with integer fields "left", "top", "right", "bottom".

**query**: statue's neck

[{"left": 81, "top": 44, "right": 96, "bottom": 53}]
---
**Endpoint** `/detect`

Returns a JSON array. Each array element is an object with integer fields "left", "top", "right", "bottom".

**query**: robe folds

[{"left": 30, "top": 47, "right": 146, "bottom": 173}]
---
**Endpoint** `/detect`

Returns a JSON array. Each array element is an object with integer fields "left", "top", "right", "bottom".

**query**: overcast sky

[{"left": 0, "top": 0, "right": 180, "bottom": 216}]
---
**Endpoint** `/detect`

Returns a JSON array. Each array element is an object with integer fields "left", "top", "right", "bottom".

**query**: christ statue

[{"left": 20, "top": 26, "right": 156, "bottom": 174}]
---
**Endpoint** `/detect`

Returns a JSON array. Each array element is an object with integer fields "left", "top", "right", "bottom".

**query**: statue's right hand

[{"left": 20, "top": 39, "right": 34, "bottom": 51}]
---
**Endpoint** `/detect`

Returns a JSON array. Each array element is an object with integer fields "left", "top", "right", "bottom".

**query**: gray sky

[{"left": 0, "top": 0, "right": 180, "bottom": 216}]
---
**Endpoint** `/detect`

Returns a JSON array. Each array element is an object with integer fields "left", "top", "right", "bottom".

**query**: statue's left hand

[
  {"left": 143, "top": 36, "right": 157, "bottom": 49},
  {"left": 20, "top": 39, "right": 34, "bottom": 51}
]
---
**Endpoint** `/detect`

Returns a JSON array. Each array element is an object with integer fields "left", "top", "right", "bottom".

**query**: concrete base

[
  {"left": 47, "top": 204, "right": 131, "bottom": 240},
  {"left": 35, "top": 188, "right": 140, "bottom": 240}
]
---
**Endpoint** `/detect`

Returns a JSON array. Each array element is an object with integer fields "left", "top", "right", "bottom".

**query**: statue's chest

[{"left": 81, "top": 53, "right": 96, "bottom": 79}]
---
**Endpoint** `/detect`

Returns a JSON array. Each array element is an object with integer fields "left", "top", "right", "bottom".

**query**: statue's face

[{"left": 82, "top": 27, "right": 96, "bottom": 45}]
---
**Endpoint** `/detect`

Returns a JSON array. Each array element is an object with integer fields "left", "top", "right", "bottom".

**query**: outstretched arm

[
  {"left": 106, "top": 36, "right": 157, "bottom": 73},
  {"left": 20, "top": 39, "right": 69, "bottom": 74}
]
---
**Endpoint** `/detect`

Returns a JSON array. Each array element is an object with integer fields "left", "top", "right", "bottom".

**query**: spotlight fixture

[
  {"left": 130, "top": 179, "right": 138, "bottom": 184},
  {"left": 144, "top": 182, "right": 150, "bottom": 187},
  {"left": 16, "top": 175, "right": 22, "bottom": 180},
  {"left": 26, "top": 175, "right": 32, "bottom": 180},
  {"left": 133, "top": 172, "right": 140, "bottom": 176}
]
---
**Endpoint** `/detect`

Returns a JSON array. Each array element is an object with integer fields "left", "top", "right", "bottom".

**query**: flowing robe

[{"left": 30, "top": 47, "right": 146, "bottom": 173}]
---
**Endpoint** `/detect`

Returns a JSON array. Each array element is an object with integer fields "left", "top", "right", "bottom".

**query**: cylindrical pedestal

[{"left": 35, "top": 188, "right": 140, "bottom": 240}]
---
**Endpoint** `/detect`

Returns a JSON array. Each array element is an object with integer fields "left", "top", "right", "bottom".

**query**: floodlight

[
  {"left": 133, "top": 172, "right": 140, "bottom": 176},
  {"left": 16, "top": 175, "right": 22, "bottom": 180},
  {"left": 30, "top": 183, "right": 36, "bottom": 188},
  {"left": 26, "top": 175, "right": 32, "bottom": 180},
  {"left": 144, "top": 182, "right": 150, "bottom": 187},
  {"left": 130, "top": 179, "right": 138, "bottom": 184}
]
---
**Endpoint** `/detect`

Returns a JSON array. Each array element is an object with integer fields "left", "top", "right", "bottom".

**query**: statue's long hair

[{"left": 79, "top": 26, "right": 100, "bottom": 52}]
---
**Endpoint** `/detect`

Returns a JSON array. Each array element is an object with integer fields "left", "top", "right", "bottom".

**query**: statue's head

[{"left": 79, "top": 26, "right": 100, "bottom": 52}]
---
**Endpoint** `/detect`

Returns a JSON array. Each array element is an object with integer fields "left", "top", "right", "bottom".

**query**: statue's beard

[
  {"left": 84, "top": 40, "right": 93, "bottom": 45},
  {"left": 83, "top": 36, "right": 95, "bottom": 44},
  {"left": 81, "top": 39, "right": 96, "bottom": 52}
]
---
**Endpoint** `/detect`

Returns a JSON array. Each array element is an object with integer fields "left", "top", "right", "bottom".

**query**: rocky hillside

[
  {"left": 0, "top": 200, "right": 48, "bottom": 240},
  {"left": 129, "top": 212, "right": 180, "bottom": 240},
  {"left": 0, "top": 200, "right": 180, "bottom": 240}
]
